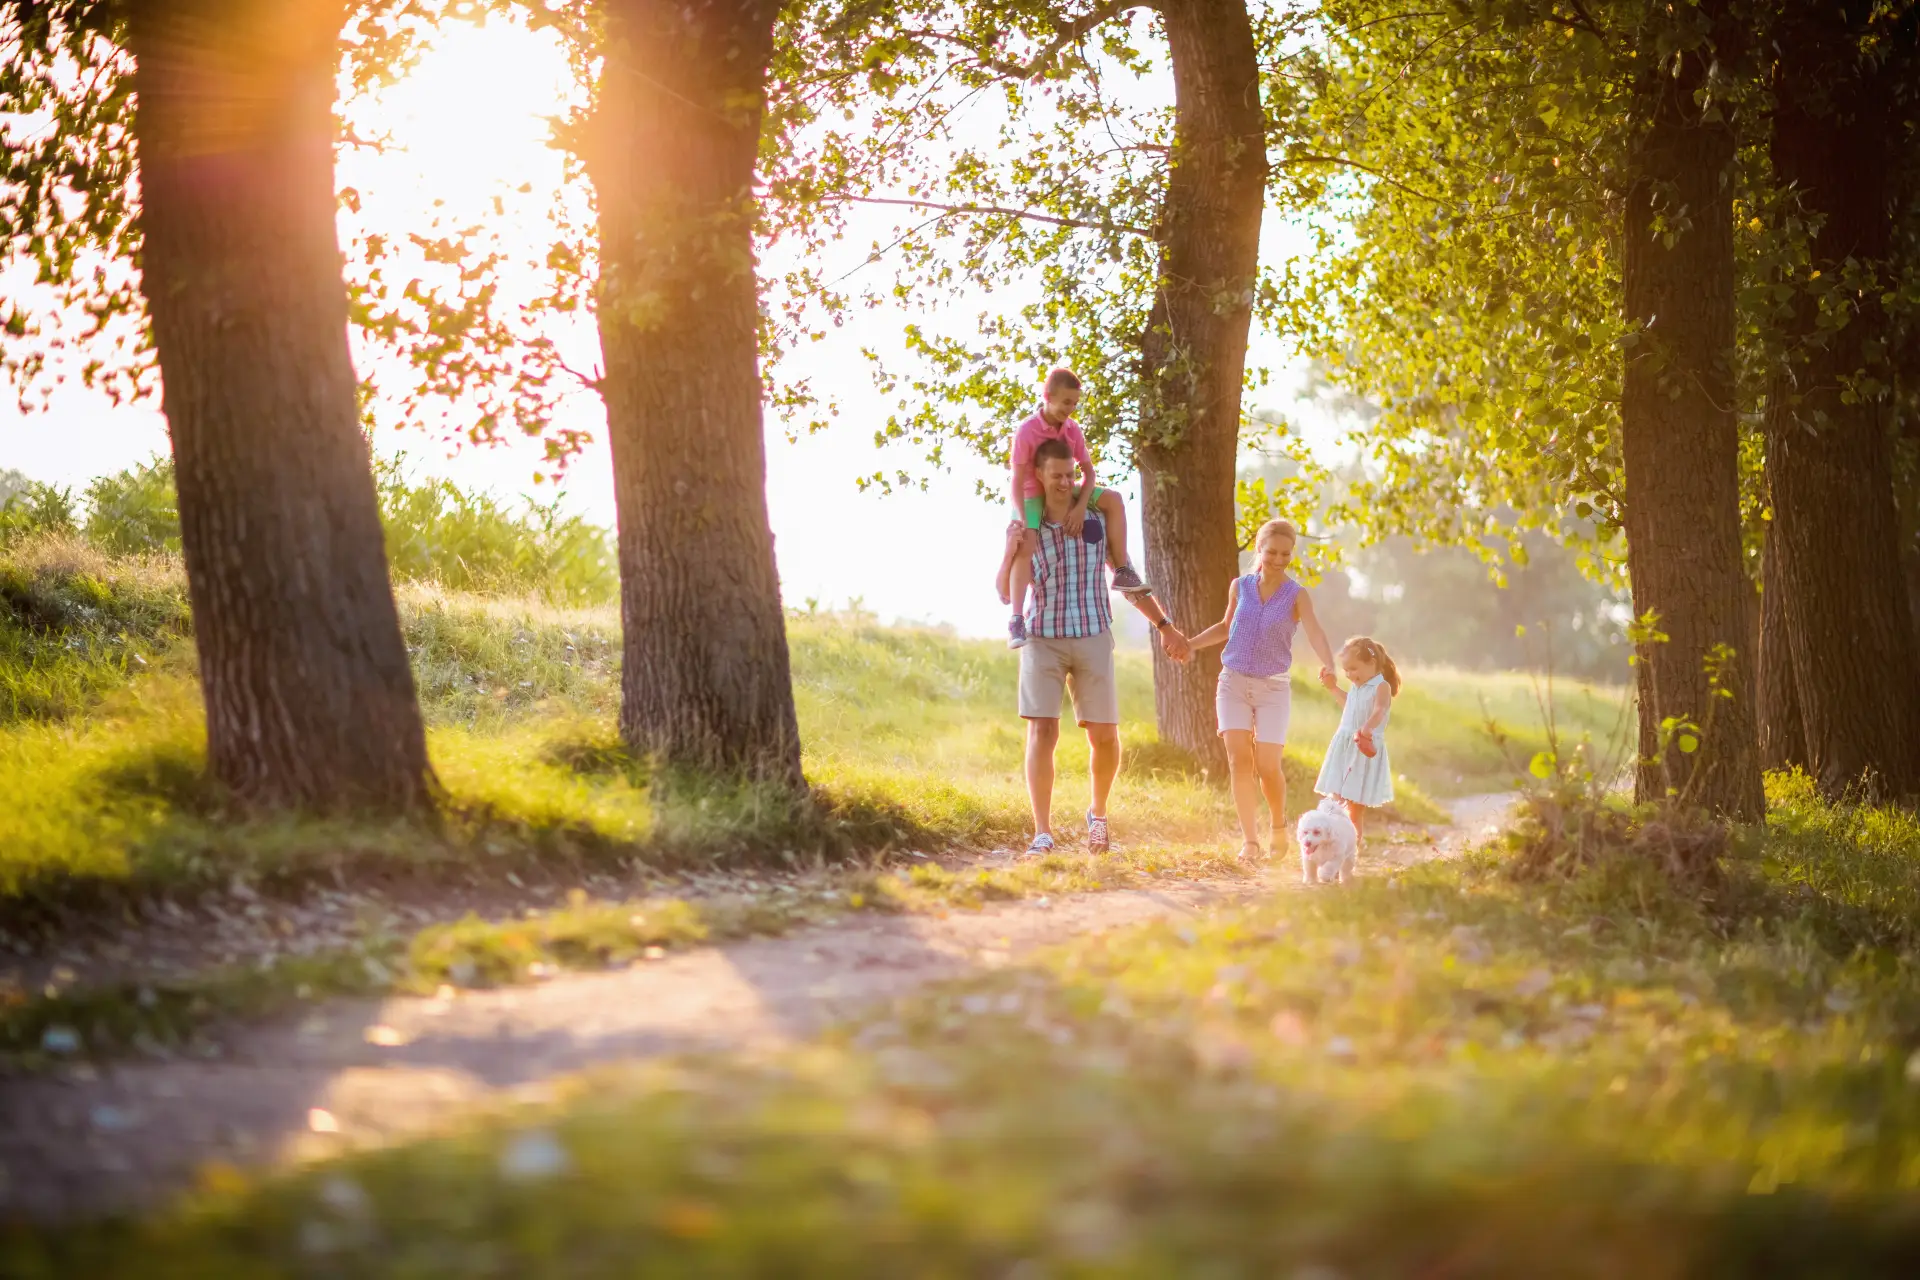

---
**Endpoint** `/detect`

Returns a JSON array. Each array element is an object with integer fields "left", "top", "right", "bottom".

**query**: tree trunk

[
  {"left": 1618, "top": 32, "right": 1763, "bottom": 819},
  {"left": 1761, "top": 3, "right": 1920, "bottom": 800},
  {"left": 1757, "top": 525, "right": 1807, "bottom": 773},
  {"left": 591, "top": 0, "right": 802, "bottom": 786},
  {"left": 129, "top": 0, "right": 433, "bottom": 812},
  {"left": 1136, "top": 0, "right": 1267, "bottom": 777}
]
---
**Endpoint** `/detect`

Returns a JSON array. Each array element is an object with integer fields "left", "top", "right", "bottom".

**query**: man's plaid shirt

[{"left": 1025, "top": 518, "right": 1113, "bottom": 639}]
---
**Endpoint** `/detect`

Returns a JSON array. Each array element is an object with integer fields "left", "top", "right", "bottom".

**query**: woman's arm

[
  {"left": 1185, "top": 579, "right": 1239, "bottom": 652},
  {"left": 1297, "top": 587, "right": 1337, "bottom": 674}
]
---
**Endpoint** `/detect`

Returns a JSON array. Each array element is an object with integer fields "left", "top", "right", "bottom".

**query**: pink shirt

[{"left": 1010, "top": 411, "right": 1095, "bottom": 499}]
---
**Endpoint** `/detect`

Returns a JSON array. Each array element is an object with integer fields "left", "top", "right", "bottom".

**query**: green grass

[
  {"left": 0, "top": 536, "right": 190, "bottom": 723},
  {"left": 6, "top": 542, "right": 1571, "bottom": 921},
  {"left": 17, "top": 779, "right": 1920, "bottom": 1274}
]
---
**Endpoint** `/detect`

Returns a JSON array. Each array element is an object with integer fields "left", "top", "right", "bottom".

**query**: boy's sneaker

[
  {"left": 1007, "top": 615, "right": 1029, "bottom": 649},
  {"left": 1109, "top": 564, "right": 1151, "bottom": 596},
  {"left": 1025, "top": 832, "right": 1055, "bottom": 857},
  {"left": 1086, "top": 809, "right": 1111, "bottom": 853}
]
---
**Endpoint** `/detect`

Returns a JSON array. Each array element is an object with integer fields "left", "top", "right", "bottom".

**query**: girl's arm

[
  {"left": 1358, "top": 684, "right": 1391, "bottom": 733},
  {"left": 1063, "top": 465, "right": 1096, "bottom": 535},
  {"left": 1297, "top": 587, "right": 1337, "bottom": 674},
  {"left": 1185, "top": 579, "right": 1239, "bottom": 652}
]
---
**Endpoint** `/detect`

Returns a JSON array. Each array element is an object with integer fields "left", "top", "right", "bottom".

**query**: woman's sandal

[{"left": 1237, "top": 841, "right": 1263, "bottom": 862}]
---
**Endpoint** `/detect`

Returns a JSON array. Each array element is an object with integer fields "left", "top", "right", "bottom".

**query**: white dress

[{"left": 1315, "top": 673, "right": 1394, "bottom": 807}]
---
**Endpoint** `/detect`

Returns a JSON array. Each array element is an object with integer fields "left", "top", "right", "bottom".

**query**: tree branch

[
  {"left": 1274, "top": 152, "right": 1448, "bottom": 205},
  {"left": 1544, "top": 1, "right": 1606, "bottom": 38},
  {"left": 903, "top": 1, "right": 1146, "bottom": 82},
  {"left": 834, "top": 194, "right": 1154, "bottom": 237}
]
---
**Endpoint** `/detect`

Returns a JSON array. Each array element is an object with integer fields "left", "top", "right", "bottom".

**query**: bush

[
  {"left": 60, "top": 453, "right": 617, "bottom": 603},
  {"left": 374, "top": 454, "right": 617, "bottom": 605},
  {"left": 0, "top": 470, "right": 79, "bottom": 544},
  {"left": 1502, "top": 788, "right": 1729, "bottom": 889},
  {"left": 83, "top": 456, "right": 180, "bottom": 555}
]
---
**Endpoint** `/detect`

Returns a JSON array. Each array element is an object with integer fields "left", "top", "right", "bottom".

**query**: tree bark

[
  {"left": 1757, "top": 524, "right": 1808, "bottom": 773},
  {"left": 129, "top": 0, "right": 433, "bottom": 812},
  {"left": 1618, "top": 28, "right": 1763, "bottom": 819},
  {"left": 591, "top": 0, "right": 803, "bottom": 786},
  {"left": 1761, "top": 2, "right": 1920, "bottom": 800},
  {"left": 1136, "top": 0, "right": 1267, "bottom": 777}
]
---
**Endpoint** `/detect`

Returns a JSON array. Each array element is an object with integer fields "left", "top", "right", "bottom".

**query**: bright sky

[{"left": 0, "top": 16, "right": 1348, "bottom": 638}]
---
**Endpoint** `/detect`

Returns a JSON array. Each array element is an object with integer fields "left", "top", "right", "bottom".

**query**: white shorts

[{"left": 1216, "top": 667, "right": 1291, "bottom": 745}]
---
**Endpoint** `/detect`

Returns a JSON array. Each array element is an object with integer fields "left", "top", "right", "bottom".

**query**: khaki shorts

[
  {"left": 1216, "top": 667, "right": 1292, "bottom": 744},
  {"left": 1018, "top": 631, "right": 1119, "bottom": 725}
]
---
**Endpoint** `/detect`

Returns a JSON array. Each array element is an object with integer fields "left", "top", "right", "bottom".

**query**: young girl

[
  {"left": 1316, "top": 636, "right": 1402, "bottom": 848},
  {"left": 1185, "top": 518, "right": 1337, "bottom": 860}
]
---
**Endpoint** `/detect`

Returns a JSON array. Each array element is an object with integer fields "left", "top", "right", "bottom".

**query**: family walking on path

[{"left": 997, "top": 367, "right": 1402, "bottom": 871}]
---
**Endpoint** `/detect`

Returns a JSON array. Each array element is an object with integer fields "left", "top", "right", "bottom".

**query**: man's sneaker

[
  {"left": 1086, "top": 809, "right": 1111, "bottom": 853},
  {"left": 1109, "top": 564, "right": 1151, "bottom": 596},
  {"left": 1007, "top": 615, "right": 1029, "bottom": 649},
  {"left": 1025, "top": 832, "right": 1055, "bottom": 857}
]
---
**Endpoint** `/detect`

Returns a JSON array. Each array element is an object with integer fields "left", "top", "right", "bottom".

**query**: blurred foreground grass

[{"left": 15, "top": 774, "right": 1920, "bottom": 1275}]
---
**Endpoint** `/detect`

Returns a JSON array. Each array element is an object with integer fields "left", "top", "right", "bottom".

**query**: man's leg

[
  {"left": 1087, "top": 722, "right": 1121, "bottom": 819},
  {"left": 1025, "top": 716, "right": 1060, "bottom": 838},
  {"left": 1019, "top": 638, "right": 1069, "bottom": 844}
]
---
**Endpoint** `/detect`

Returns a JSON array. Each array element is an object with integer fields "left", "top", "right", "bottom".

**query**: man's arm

[{"left": 1122, "top": 589, "right": 1190, "bottom": 662}]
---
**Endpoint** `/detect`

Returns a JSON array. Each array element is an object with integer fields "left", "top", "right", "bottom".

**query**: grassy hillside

[{"left": 0, "top": 534, "right": 1626, "bottom": 915}]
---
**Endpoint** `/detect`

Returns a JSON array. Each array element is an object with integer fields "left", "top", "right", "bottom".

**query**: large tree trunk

[
  {"left": 129, "top": 0, "right": 433, "bottom": 812},
  {"left": 1757, "top": 525, "right": 1807, "bottom": 773},
  {"left": 1136, "top": 0, "right": 1267, "bottom": 777},
  {"left": 1761, "top": 2, "right": 1920, "bottom": 801},
  {"left": 591, "top": 0, "right": 802, "bottom": 786},
  {"left": 1618, "top": 30, "right": 1763, "bottom": 820}
]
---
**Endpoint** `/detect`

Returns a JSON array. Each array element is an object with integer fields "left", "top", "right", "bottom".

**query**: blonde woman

[{"left": 1185, "top": 519, "right": 1337, "bottom": 860}]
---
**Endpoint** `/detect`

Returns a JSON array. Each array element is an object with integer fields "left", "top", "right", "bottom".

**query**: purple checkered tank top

[{"left": 1220, "top": 574, "right": 1300, "bottom": 678}]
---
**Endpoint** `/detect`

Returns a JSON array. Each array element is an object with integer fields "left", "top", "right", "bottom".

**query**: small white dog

[{"left": 1295, "top": 796, "right": 1358, "bottom": 886}]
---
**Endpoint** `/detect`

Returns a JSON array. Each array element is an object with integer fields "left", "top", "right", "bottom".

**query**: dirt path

[{"left": 0, "top": 794, "right": 1517, "bottom": 1223}]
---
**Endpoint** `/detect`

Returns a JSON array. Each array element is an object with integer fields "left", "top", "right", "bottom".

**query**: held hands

[
  {"left": 1159, "top": 625, "right": 1192, "bottom": 663},
  {"left": 1318, "top": 666, "right": 1339, "bottom": 692},
  {"left": 1063, "top": 503, "right": 1086, "bottom": 537}
]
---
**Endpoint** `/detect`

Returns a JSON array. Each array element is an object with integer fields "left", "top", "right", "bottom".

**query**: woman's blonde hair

[
  {"left": 1341, "top": 635, "right": 1402, "bottom": 696},
  {"left": 1253, "top": 518, "right": 1298, "bottom": 554}
]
